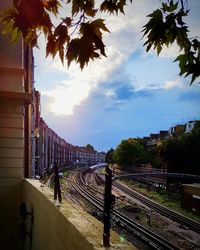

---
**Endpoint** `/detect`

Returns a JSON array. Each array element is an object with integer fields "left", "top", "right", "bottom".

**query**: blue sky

[{"left": 34, "top": 0, "right": 200, "bottom": 152}]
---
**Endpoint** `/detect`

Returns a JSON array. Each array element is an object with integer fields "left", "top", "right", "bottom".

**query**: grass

[
  {"left": 62, "top": 171, "right": 70, "bottom": 178},
  {"left": 122, "top": 179, "right": 200, "bottom": 223}
]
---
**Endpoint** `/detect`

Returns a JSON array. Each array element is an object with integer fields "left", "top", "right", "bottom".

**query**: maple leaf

[
  {"left": 62, "top": 17, "right": 72, "bottom": 27},
  {"left": 54, "top": 25, "right": 69, "bottom": 44},
  {"left": 66, "top": 38, "right": 81, "bottom": 67},
  {"left": 0, "top": 0, "right": 199, "bottom": 83},
  {"left": 42, "top": 0, "right": 61, "bottom": 16},
  {"left": 46, "top": 34, "right": 59, "bottom": 59},
  {"left": 91, "top": 19, "right": 110, "bottom": 36}
]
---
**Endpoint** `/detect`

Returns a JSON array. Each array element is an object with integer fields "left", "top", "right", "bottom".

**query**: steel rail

[
  {"left": 70, "top": 172, "right": 181, "bottom": 250},
  {"left": 96, "top": 173, "right": 200, "bottom": 234},
  {"left": 113, "top": 181, "right": 200, "bottom": 234}
]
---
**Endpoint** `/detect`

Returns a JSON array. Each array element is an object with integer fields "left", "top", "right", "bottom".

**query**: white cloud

[
  {"left": 135, "top": 78, "right": 185, "bottom": 92},
  {"left": 40, "top": 45, "right": 126, "bottom": 115},
  {"left": 159, "top": 43, "right": 180, "bottom": 58},
  {"left": 142, "top": 41, "right": 180, "bottom": 59},
  {"left": 34, "top": 0, "right": 200, "bottom": 116},
  {"left": 163, "top": 78, "right": 184, "bottom": 90},
  {"left": 106, "top": 89, "right": 116, "bottom": 97}
]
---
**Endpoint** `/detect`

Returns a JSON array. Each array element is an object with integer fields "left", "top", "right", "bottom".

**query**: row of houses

[
  {"left": 35, "top": 117, "right": 106, "bottom": 176},
  {"left": 0, "top": 1, "right": 106, "bottom": 245},
  {"left": 32, "top": 92, "right": 106, "bottom": 176},
  {"left": 144, "top": 120, "right": 199, "bottom": 147}
]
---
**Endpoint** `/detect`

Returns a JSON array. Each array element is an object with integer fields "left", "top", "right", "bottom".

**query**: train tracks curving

[
  {"left": 113, "top": 181, "right": 200, "bottom": 234},
  {"left": 70, "top": 171, "right": 182, "bottom": 250}
]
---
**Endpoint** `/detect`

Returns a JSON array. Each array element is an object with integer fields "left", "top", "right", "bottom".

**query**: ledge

[
  {"left": 23, "top": 179, "right": 137, "bottom": 250},
  {"left": 0, "top": 91, "right": 32, "bottom": 104},
  {"left": 0, "top": 67, "right": 24, "bottom": 74}
]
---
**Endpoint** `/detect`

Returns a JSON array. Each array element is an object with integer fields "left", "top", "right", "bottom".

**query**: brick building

[{"left": 182, "top": 183, "right": 200, "bottom": 215}]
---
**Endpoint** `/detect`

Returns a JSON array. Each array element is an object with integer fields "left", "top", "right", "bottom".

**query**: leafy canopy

[
  {"left": 143, "top": 0, "right": 200, "bottom": 84},
  {"left": 105, "top": 148, "right": 115, "bottom": 164},
  {"left": 114, "top": 138, "right": 145, "bottom": 168},
  {"left": 85, "top": 143, "right": 94, "bottom": 151},
  {"left": 159, "top": 122, "right": 200, "bottom": 174},
  {"left": 0, "top": 0, "right": 200, "bottom": 83}
]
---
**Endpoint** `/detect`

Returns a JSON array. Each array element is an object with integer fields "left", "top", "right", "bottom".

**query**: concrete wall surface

[
  {"left": 0, "top": 5, "right": 25, "bottom": 248},
  {"left": 23, "top": 179, "right": 137, "bottom": 250},
  {"left": 0, "top": 99, "right": 25, "bottom": 250}
]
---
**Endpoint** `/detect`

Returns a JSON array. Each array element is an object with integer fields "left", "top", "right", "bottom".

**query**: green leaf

[
  {"left": 156, "top": 44, "right": 162, "bottom": 55},
  {"left": 66, "top": 38, "right": 80, "bottom": 67},
  {"left": 24, "top": 30, "right": 38, "bottom": 46},
  {"left": 10, "top": 27, "right": 21, "bottom": 43},
  {"left": 162, "top": 0, "right": 178, "bottom": 12},
  {"left": 174, "top": 54, "right": 188, "bottom": 75}
]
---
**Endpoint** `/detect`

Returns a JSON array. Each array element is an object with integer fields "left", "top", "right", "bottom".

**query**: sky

[{"left": 34, "top": 0, "right": 200, "bottom": 152}]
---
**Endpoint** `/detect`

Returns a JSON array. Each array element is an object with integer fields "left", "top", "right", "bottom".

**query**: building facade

[
  {"left": 0, "top": 1, "right": 35, "bottom": 247},
  {"left": 182, "top": 184, "right": 200, "bottom": 215},
  {"left": 145, "top": 120, "right": 199, "bottom": 149},
  {"left": 36, "top": 118, "right": 106, "bottom": 175}
]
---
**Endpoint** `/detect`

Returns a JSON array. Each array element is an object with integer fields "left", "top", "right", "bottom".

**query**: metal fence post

[{"left": 103, "top": 165, "right": 112, "bottom": 247}]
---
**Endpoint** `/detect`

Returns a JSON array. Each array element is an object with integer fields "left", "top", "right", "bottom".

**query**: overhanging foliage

[{"left": 0, "top": 0, "right": 199, "bottom": 83}]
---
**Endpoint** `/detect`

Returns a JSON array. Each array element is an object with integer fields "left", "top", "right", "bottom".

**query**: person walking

[{"left": 53, "top": 162, "right": 62, "bottom": 203}]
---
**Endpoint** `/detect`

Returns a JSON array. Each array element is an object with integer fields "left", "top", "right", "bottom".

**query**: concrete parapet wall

[
  {"left": 0, "top": 100, "right": 24, "bottom": 250},
  {"left": 23, "top": 179, "right": 136, "bottom": 250}
]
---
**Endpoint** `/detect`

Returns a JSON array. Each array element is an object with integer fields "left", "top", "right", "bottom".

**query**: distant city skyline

[{"left": 34, "top": 0, "right": 200, "bottom": 151}]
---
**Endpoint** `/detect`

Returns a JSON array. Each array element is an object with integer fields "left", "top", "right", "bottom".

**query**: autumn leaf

[
  {"left": 42, "top": 0, "right": 61, "bottom": 16},
  {"left": 67, "top": 19, "right": 108, "bottom": 69},
  {"left": 66, "top": 38, "right": 81, "bottom": 67},
  {"left": 46, "top": 34, "right": 59, "bottom": 59},
  {"left": 0, "top": 0, "right": 199, "bottom": 83},
  {"left": 62, "top": 17, "right": 72, "bottom": 27},
  {"left": 91, "top": 19, "right": 110, "bottom": 34},
  {"left": 54, "top": 25, "right": 69, "bottom": 44}
]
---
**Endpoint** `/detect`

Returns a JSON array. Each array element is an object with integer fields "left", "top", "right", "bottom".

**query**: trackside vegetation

[{"left": 106, "top": 122, "right": 200, "bottom": 175}]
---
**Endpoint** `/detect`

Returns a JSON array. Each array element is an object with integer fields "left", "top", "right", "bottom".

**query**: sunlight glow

[{"left": 45, "top": 83, "right": 90, "bottom": 116}]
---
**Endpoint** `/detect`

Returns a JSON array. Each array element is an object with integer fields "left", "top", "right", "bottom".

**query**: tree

[
  {"left": 160, "top": 121, "right": 200, "bottom": 174},
  {"left": 143, "top": 0, "right": 200, "bottom": 84},
  {"left": 114, "top": 138, "right": 145, "bottom": 168},
  {"left": 145, "top": 146, "right": 162, "bottom": 169},
  {"left": 105, "top": 148, "right": 115, "bottom": 164},
  {"left": 1, "top": 0, "right": 199, "bottom": 83},
  {"left": 85, "top": 144, "right": 94, "bottom": 151}
]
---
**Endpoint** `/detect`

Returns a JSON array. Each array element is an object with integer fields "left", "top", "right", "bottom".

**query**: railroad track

[
  {"left": 70, "top": 171, "right": 182, "bottom": 250},
  {"left": 113, "top": 181, "right": 200, "bottom": 234}
]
